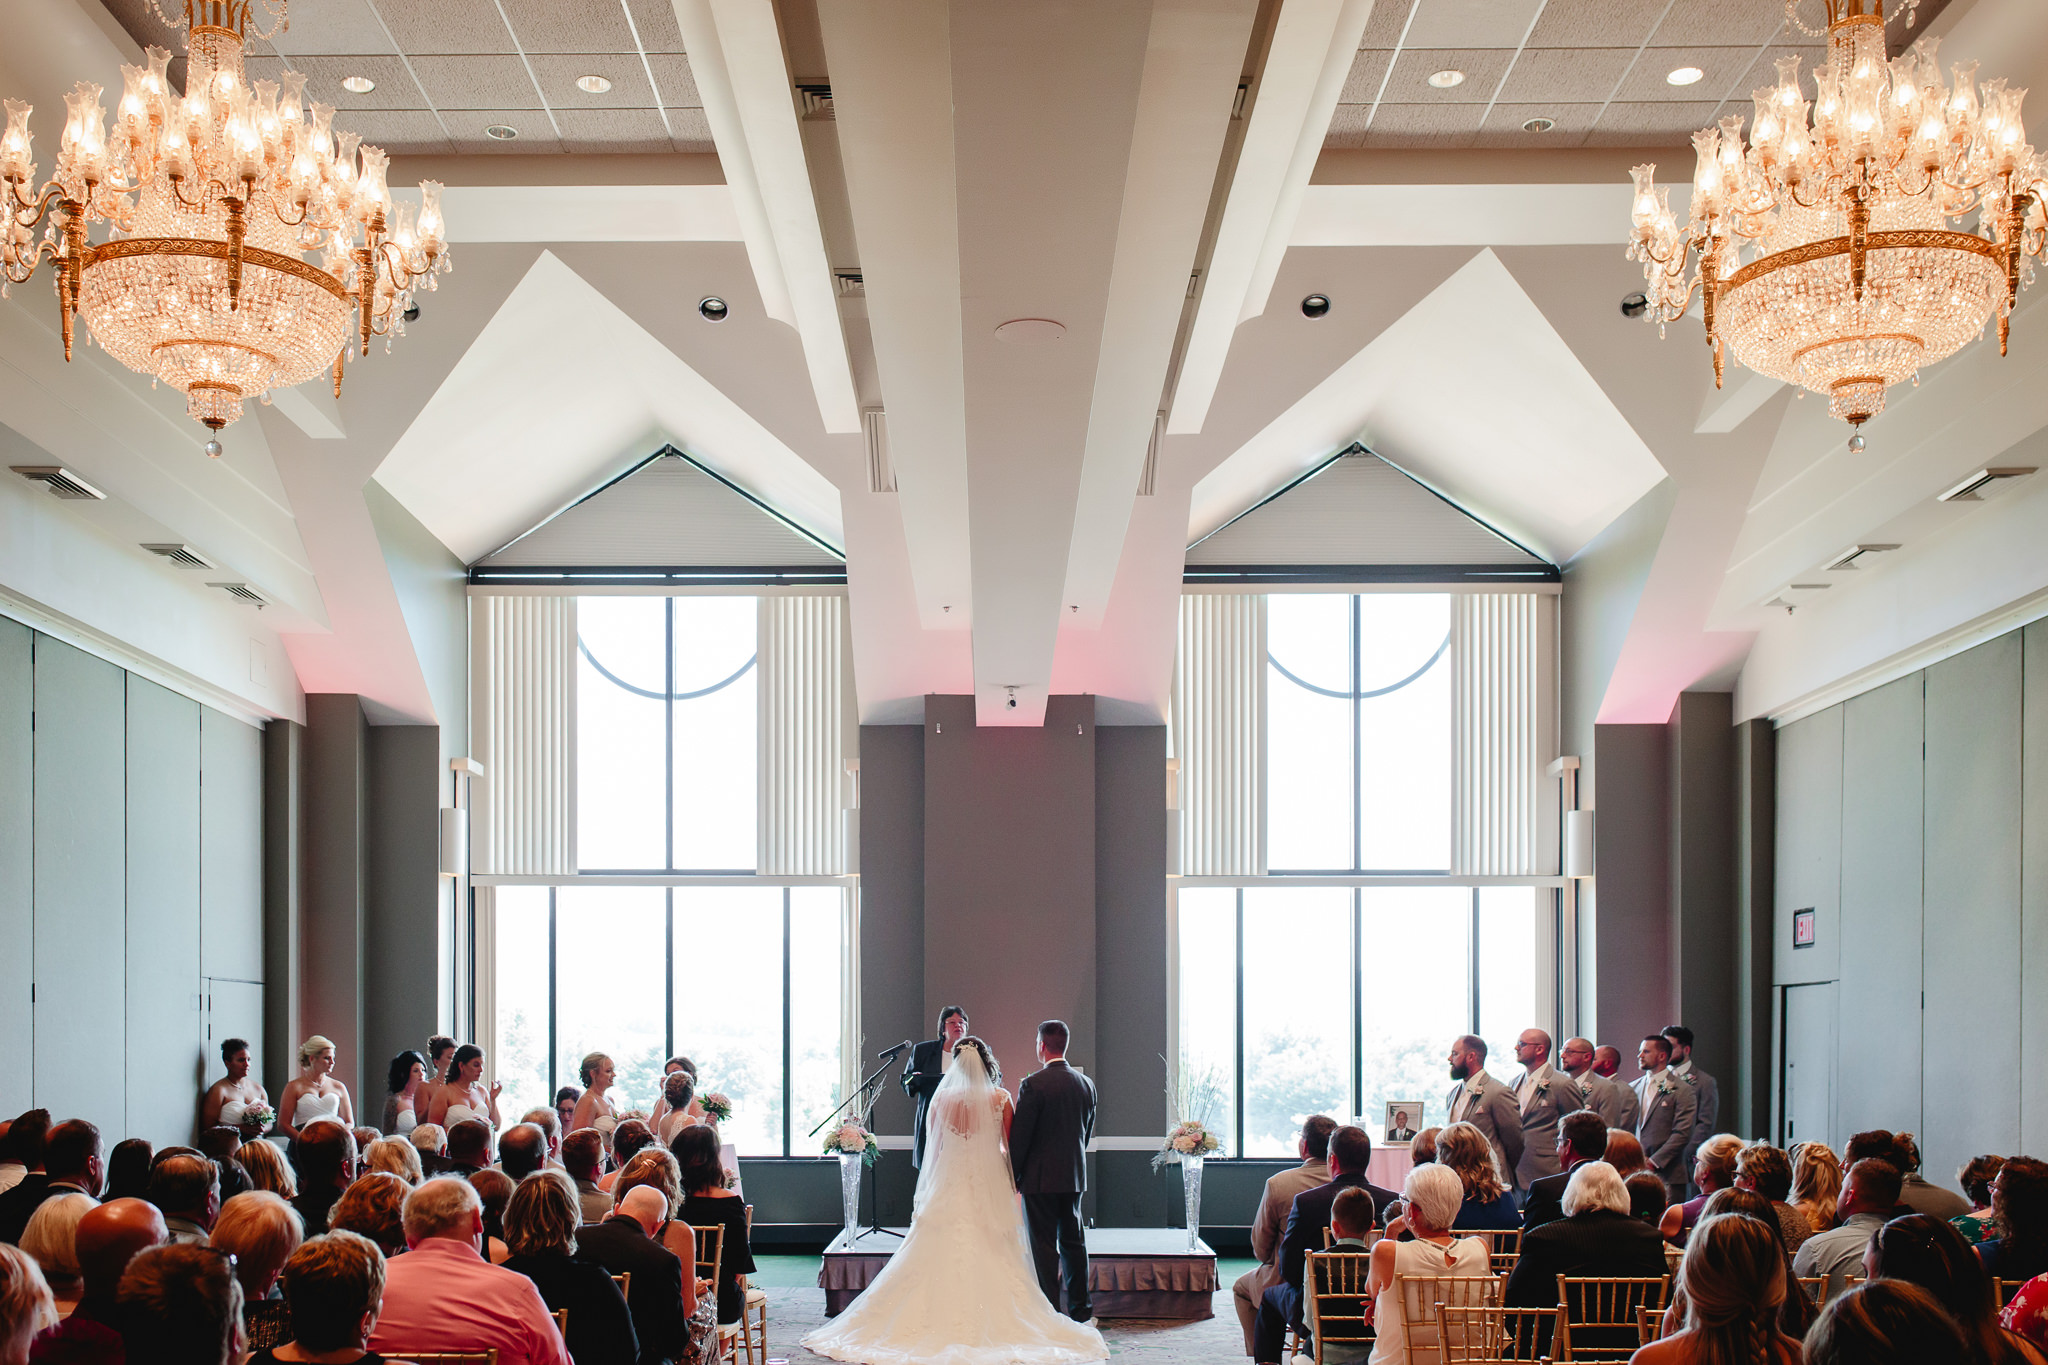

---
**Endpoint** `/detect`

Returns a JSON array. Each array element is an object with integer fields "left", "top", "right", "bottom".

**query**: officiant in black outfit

[
  {"left": 1010, "top": 1018, "right": 1097, "bottom": 1322},
  {"left": 901, "top": 1005, "right": 970, "bottom": 1169}
]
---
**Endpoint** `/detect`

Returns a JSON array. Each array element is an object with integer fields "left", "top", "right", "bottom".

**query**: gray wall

[
  {"left": 1670, "top": 692, "right": 1735, "bottom": 1124},
  {"left": 303, "top": 694, "right": 369, "bottom": 1103},
  {"left": 366, "top": 726, "right": 445, "bottom": 1106},
  {"left": 0, "top": 617, "right": 265, "bottom": 1146},
  {"left": 1560, "top": 479, "right": 1676, "bottom": 806},
  {"left": 1773, "top": 625, "right": 2048, "bottom": 1185},
  {"left": 1589, "top": 722, "right": 1674, "bottom": 1049}
]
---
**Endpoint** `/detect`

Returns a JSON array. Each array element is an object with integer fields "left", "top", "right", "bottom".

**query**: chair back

[
  {"left": 612, "top": 1271, "right": 631, "bottom": 1300},
  {"left": 1796, "top": 1274, "right": 1865, "bottom": 1307},
  {"left": 551, "top": 1308, "right": 568, "bottom": 1334},
  {"left": 1436, "top": 1304, "right": 1564, "bottom": 1364},
  {"left": 691, "top": 1222, "right": 726, "bottom": 1288},
  {"left": 1556, "top": 1277, "right": 1668, "bottom": 1361},
  {"left": 1396, "top": 1274, "right": 1503, "bottom": 1365},
  {"left": 1322, "top": 1226, "right": 1383, "bottom": 1251},
  {"left": 2002, "top": 1279, "right": 2028, "bottom": 1308},
  {"left": 1306, "top": 1251, "right": 1373, "bottom": 1361},
  {"left": 390, "top": 1355, "right": 499, "bottom": 1365},
  {"left": 1454, "top": 1228, "right": 1522, "bottom": 1276}
]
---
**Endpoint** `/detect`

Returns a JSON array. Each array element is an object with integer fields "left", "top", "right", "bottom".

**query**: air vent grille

[
  {"left": 863, "top": 408, "right": 895, "bottom": 494},
  {"left": 834, "top": 269, "right": 864, "bottom": 298},
  {"left": 796, "top": 83, "right": 833, "bottom": 120},
  {"left": 11, "top": 465, "right": 105, "bottom": 500},
  {"left": 142, "top": 543, "right": 215, "bottom": 569},
  {"left": 207, "top": 581, "right": 268, "bottom": 607},
  {"left": 1826, "top": 543, "right": 1901, "bottom": 571},
  {"left": 1938, "top": 466, "right": 2037, "bottom": 502}
]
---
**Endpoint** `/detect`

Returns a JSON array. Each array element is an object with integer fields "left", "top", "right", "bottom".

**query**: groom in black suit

[
  {"left": 901, "top": 1005, "right": 969, "bottom": 1170},
  {"left": 1010, "top": 1018, "right": 1096, "bottom": 1321}
]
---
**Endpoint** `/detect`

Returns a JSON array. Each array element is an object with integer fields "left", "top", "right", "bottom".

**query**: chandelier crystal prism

[
  {"left": 0, "top": 0, "right": 448, "bottom": 440},
  {"left": 1625, "top": 0, "right": 2046, "bottom": 441}
]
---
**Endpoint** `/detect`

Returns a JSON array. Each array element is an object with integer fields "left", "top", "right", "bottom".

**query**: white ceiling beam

[
  {"left": 389, "top": 184, "right": 742, "bottom": 242},
  {"left": 270, "top": 384, "right": 348, "bottom": 441},
  {"left": 1059, "top": 0, "right": 1262, "bottom": 629},
  {"left": 675, "top": 0, "right": 861, "bottom": 434},
  {"left": 1165, "top": 0, "right": 1374, "bottom": 435},
  {"left": 1694, "top": 366, "right": 1784, "bottom": 435}
]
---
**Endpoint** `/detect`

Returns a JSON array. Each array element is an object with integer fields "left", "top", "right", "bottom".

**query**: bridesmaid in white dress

[
  {"left": 428, "top": 1044, "right": 503, "bottom": 1136},
  {"left": 199, "top": 1037, "right": 271, "bottom": 1140},
  {"left": 277, "top": 1035, "right": 354, "bottom": 1141},
  {"left": 381, "top": 1050, "right": 430, "bottom": 1135},
  {"left": 569, "top": 1053, "right": 620, "bottom": 1137}
]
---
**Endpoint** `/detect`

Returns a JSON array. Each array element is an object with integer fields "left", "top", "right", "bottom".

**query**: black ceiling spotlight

[
  {"left": 1620, "top": 291, "right": 1650, "bottom": 319},
  {"left": 1301, "top": 293, "right": 1331, "bottom": 319},
  {"left": 403, "top": 303, "right": 420, "bottom": 323},
  {"left": 698, "top": 296, "right": 729, "bottom": 322}
]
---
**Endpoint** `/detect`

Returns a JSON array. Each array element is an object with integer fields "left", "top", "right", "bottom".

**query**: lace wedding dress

[{"left": 802, "top": 1046, "right": 1107, "bottom": 1365}]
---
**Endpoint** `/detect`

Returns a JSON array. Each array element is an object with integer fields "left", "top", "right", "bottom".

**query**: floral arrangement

[
  {"left": 1152, "top": 1053, "right": 1226, "bottom": 1170},
  {"left": 239, "top": 1103, "right": 277, "bottom": 1132},
  {"left": 1154, "top": 1119, "right": 1221, "bottom": 1170},
  {"left": 824, "top": 1121, "right": 881, "bottom": 1166},
  {"left": 701, "top": 1093, "right": 733, "bottom": 1123}
]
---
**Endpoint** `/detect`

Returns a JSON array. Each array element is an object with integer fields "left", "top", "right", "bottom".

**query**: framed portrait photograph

[{"left": 1383, "top": 1101, "right": 1422, "bottom": 1147}]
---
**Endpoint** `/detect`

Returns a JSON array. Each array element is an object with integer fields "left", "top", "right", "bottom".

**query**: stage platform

[{"left": 818, "top": 1227, "right": 1219, "bottom": 1320}]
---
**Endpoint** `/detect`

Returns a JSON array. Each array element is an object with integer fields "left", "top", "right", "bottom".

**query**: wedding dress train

[{"left": 802, "top": 1046, "right": 1106, "bottom": 1365}]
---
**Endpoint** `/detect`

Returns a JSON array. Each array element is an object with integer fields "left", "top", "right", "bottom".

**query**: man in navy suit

[
  {"left": 1010, "top": 1019, "right": 1097, "bottom": 1321},
  {"left": 1252, "top": 1125, "right": 1397, "bottom": 1365}
]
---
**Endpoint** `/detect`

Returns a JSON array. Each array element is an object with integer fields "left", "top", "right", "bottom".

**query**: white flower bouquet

[
  {"left": 824, "top": 1121, "right": 881, "bottom": 1167},
  {"left": 1153, "top": 1119, "right": 1221, "bottom": 1170},
  {"left": 240, "top": 1103, "right": 276, "bottom": 1132},
  {"left": 701, "top": 1092, "right": 733, "bottom": 1123}
]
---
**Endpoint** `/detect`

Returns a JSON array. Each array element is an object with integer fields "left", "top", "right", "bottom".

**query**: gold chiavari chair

[
  {"left": 1454, "top": 1229, "right": 1522, "bottom": 1277},
  {"left": 1437, "top": 1304, "right": 1566, "bottom": 1364},
  {"left": 1305, "top": 1250, "right": 1374, "bottom": 1365},
  {"left": 1396, "top": 1274, "right": 1503, "bottom": 1365},
  {"left": 551, "top": 1308, "right": 568, "bottom": 1335},
  {"left": 2002, "top": 1279, "right": 2029, "bottom": 1309},
  {"left": 611, "top": 1272, "right": 632, "bottom": 1300},
  {"left": 691, "top": 1224, "right": 729, "bottom": 1362},
  {"left": 1555, "top": 1276, "right": 1669, "bottom": 1361},
  {"left": 738, "top": 1204, "right": 766, "bottom": 1365},
  {"left": 1796, "top": 1274, "right": 1865, "bottom": 1307}
]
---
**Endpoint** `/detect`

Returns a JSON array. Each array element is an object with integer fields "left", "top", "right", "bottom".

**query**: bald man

[
  {"left": 1561, "top": 1036, "right": 1634, "bottom": 1130},
  {"left": 1509, "top": 1029, "right": 1584, "bottom": 1189},
  {"left": 577, "top": 1186, "right": 687, "bottom": 1365},
  {"left": 1591, "top": 1046, "right": 1641, "bottom": 1131},
  {"left": 32, "top": 1197, "right": 169, "bottom": 1361}
]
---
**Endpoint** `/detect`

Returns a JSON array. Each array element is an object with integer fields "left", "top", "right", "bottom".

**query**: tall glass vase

[
  {"left": 839, "top": 1151, "right": 863, "bottom": 1242},
  {"left": 1181, "top": 1153, "right": 1205, "bottom": 1251}
]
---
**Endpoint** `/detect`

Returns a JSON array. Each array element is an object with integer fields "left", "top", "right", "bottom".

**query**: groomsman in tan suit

[
  {"left": 1232, "top": 1115, "right": 1338, "bottom": 1353},
  {"left": 1444, "top": 1035, "right": 1525, "bottom": 1190}
]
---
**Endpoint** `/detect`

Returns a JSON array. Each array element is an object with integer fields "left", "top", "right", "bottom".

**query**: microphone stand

[{"left": 809, "top": 1044, "right": 911, "bottom": 1245}]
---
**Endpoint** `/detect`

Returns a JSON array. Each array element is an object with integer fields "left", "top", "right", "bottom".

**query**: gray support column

[
  {"left": 1670, "top": 692, "right": 1735, "bottom": 1123},
  {"left": 856, "top": 723, "right": 926, "bottom": 1223},
  {"left": 263, "top": 719, "right": 305, "bottom": 1102},
  {"left": 1093, "top": 724, "right": 1168, "bottom": 1227},
  {"left": 303, "top": 694, "right": 368, "bottom": 1103},
  {"left": 366, "top": 726, "right": 445, "bottom": 1108},
  {"left": 1590, "top": 722, "right": 1674, "bottom": 1049},
  {"left": 1734, "top": 718, "right": 1775, "bottom": 1139}
]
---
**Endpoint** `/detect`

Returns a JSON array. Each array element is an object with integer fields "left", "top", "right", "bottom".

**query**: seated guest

[
  {"left": 553, "top": 1089, "right": 580, "bottom": 1139},
  {"left": 1507, "top": 1163, "right": 1667, "bottom": 1313},
  {"left": 28, "top": 1198, "right": 165, "bottom": 1365},
  {"left": 442, "top": 1122, "right": 491, "bottom": 1181},
  {"left": 561, "top": 1130, "right": 611, "bottom": 1225},
  {"left": 194, "top": 1133, "right": 250, "bottom": 1205},
  {"left": 1980, "top": 1158, "right": 2048, "bottom": 1283},
  {"left": 1845, "top": 1133, "right": 1914, "bottom": 1221},
  {"left": 1434, "top": 1122, "right": 1517, "bottom": 1229},
  {"left": 257, "top": 1231, "right": 387, "bottom": 1365},
  {"left": 289, "top": 1123, "right": 356, "bottom": 1238},
  {"left": 348, "top": 1131, "right": 380, "bottom": 1177},
  {"left": 518, "top": 1111, "right": 561, "bottom": 1169},
  {"left": 496, "top": 1126, "right": 546, "bottom": 1183},
  {"left": 1734, "top": 1143, "right": 1815, "bottom": 1257},
  {"left": 1, "top": 1245, "right": 56, "bottom": 1365},
  {"left": 116, "top": 1243, "right": 243, "bottom": 1365},
  {"left": 1355, "top": 1165, "right": 1488, "bottom": 1365},
  {"left": 656, "top": 1075, "right": 698, "bottom": 1147},
  {"left": 2006, "top": 1271, "right": 2048, "bottom": 1355},
  {"left": 1661, "top": 1133, "right": 1743, "bottom": 1246},
  {"left": 149, "top": 1154, "right": 220, "bottom": 1246},
  {"left": 239, "top": 1141, "right": 296, "bottom": 1201},
  {"left": 20, "top": 1196, "right": 93, "bottom": 1315},
  {"left": 599, "top": 1121, "right": 656, "bottom": 1193},
  {"left": 1694, "top": 1188, "right": 1816, "bottom": 1341},
  {"left": 381, "top": 1052, "right": 429, "bottom": 1139},
  {"left": 406, "top": 1126, "right": 447, "bottom": 1179},
  {"left": 1866, "top": 1213, "right": 2046, "bottom": 1365},
  {"left": 0, "top": 1114, "right": 51, "bottom": 1200},
  {"left": 1634, "top": 1212, "right": 1804, "bottom": 1365},
  {"left": 0, "top": 1123, "right": 102, "bottom": 1244},
  {"left": 577, "top": 1188, "right": 687, "bottom": 1365},
  {"left": 329, "top": 1175, "right": 407, "bottom": 1260},
  {"left": 1232, "top": 1114, "right": 1338, "bottom": 1355},
  {"left": 502, "top": 1172, "right": 637, "bottom": 1365},
  {"left": 609, "top": 1150, "right": 706, "bottom": 1325},
  {"left": 1795, "top": 1158, "right": 1902, "bottom": 1300},
  {"left": 1805, "top": 1280, "right": 1967, "bottom": 1365},
  {"left": 364, "top": 1178, "right": 567, "bottom": 1365},
  {"left": 1627, "top": 1171, "right": 1670, "bottom": 1225},
  {"left": 1603, "top": 1128, "right": 1647, "bottom": 1180},
  {"left": 1891, "top": 1134, "right": 1970, "bottom": 1222},
  {"left": 362, "top": 1141, "right": 419, "bottom": 1187},
  {"left": 101, "top": 1143, "right": 151, "bottom": 1205},
  {"left": 1792, "top": 1141, "right": 1844, "bottom": 1234},
  {"left": 1303, "top": 1187, "right": 1375, "bottom": 1365},
  {"left": 1253, "top": 1125, "right": 1394, "bottom": 1365},
  {"left": 1959, "top": 1156, "right": 2007, "bottom": 1245},
  {"left": 212, "top": 1192, "right": 304, "bottom": 1352},
  {"left": 1523, "top": 1111, "right": 1607, "bottom": 1232},
  {"left": 1408, "top": 1127, "right": 1440, "bottom": 1167},
  {"left": 674, "top": 1125, "right": 757, "bottom": 1328},
  {"left": 470, "top": 1171, "right": 514, "bottom": 1264}
]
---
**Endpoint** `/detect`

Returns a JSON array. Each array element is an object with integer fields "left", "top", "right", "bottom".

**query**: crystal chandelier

[
  {"left": 1627, "top": 0, "right": 2046, "bottom": 449},
  {"left": 0, "top": 0, "right": 448, "bottom": 449}
]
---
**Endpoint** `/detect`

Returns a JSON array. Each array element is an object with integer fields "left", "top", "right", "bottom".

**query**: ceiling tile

[
  {"left": 644, "top": 54, "right": 702, "bottom": 108},
  {"left": 1586, "top": 100, "right": 1724, "bottom": 147},
  {"left": 1361, "top": 0, "right": 1414, "bottom": 48},
  {"left": 244, "top": 54, "right": 430, "bottom": 110},
  {"left": 1361, "top": 102, "right": 1485, "bottom": 149},
  {"left": 1615, "top": 46, "right": 1770, "bottom": 104},
  {"left": 257, "top": 0, "right": 401, "bottom": 56},
  {"left": 668, "top": 107, "right": 714, "bottom": 152},
  {"left": 1381, "top": 48, "right": 1517, "bottom": 104},
  {"left": 441, "top": 109, "right": 562, "bottom": 152},
  {"left": 497, "top": 0, "right": 639, "bottom": 54},
  {"left": 377, "top": 0, "right": 517, "bottom": 56},
  {"left": 1404, "top": 0, "right": 1545, "bottom": 49},
  {"left": 1338, "top": 49, "right": 1394, "bottom": 104},
  {"left": 335, "top": 110, "right": 455, "bottom": 155},
  {"left": 409, "top": 55, "right": 545, "bottom": 110},
  {"left": 1652, "top": 1, "right": 1793, "bottom": 47},
  {"left": 624, "top": 0, "right": 686, "bottom": 53},
  {"left": 526, "top": 54, "right": 658, "bottom": 107},
  {"left": 556, "top": 107, "right": 673, "bottom": 154},
  {"left": 1526, "top": 0, "right": 1667, "bottom": 49},
  {"left": 1493, "top": 46, "right": 1637, "bottom": 104},
  {"left": 1324, "top": 103, "right": 1375, "bottom": 149},
  {"left": 1476, "top": 102, "right": 1600, "bottom": 148}
]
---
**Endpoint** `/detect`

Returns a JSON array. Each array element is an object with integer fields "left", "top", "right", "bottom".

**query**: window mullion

[
  {"left": 1235, "top": 890, "right": 1246, "bottom": 1159},
  {"left": 665, "top": 597, "right": 676, "bottom": 872},
  {"left": 783, "top": 888, "right": 794, "bottom": 1156},
  {"left": 1351, "top": 593, "right": 1363, "bottom": 874},
  {"left": 665, "top": 887, "right": 675, "bottom": 1064},
  {"left": 1351, "top": 887, "right": 1363, "bottom": 1123},
  {"left": 1469, "top": 887, "right": 1481, "bottom": 1037},
  {"left": 547, "top": 888, "right": 559, "bottom": 1105}
]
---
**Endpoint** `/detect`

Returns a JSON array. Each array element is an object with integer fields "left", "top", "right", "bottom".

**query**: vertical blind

[
  {"left": 757, "top": 594, "right": 850, "bottom": 875},
  {"left": 1452, "top": 592, "right": 1558, "bottom": 876},
  {"left": 473, "top": 596, "right": 576, "bottom": 876},
  {"left": 1172, "top": 594, "right": 1266, "bottom": 876}
]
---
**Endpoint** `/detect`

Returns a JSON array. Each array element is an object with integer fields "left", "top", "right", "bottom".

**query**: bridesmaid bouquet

[
  {"left": 241, "top": 1103, "right": 277, "bottom": 1132},
  {"left": 700, "top": 1092, "right": 733, "bottom": 1122},
  {"left": 824, "top": 1121, "right": 881, "bottom": 1166}
]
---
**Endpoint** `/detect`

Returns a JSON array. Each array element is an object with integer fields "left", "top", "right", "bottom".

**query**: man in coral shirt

[{"left": 368, "top": 1177, "right": 570, "bottom": 1365}]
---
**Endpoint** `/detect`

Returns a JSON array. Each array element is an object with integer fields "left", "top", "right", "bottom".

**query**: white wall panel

[
  {"left": 0, "top": 619, "right": 30, "bottom": 1113},
  {"left": 126, "top": 678, "right": 204, "bottom": 1148},
  {"left": 1172, "top": 594, "right": 1264, "bottom": 876},
  {"left": 758, "top": 595, "right": 848, "bottom": 875},
  {"left": 201, "top": 708, "right": 265, "bottom": 982},
  {"left": 1453, "top": 593, "right": 1556, "bottom": 875},
  {"left": 473, "top": 596, "right": 574, "bottom": 875},
  {"left": 1773, "top": 708, "right": 1841, "bottom": 987}
]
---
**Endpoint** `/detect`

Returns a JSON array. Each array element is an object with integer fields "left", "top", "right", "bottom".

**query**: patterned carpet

[{"left": 752, "top": 1256, "right": 1259, "bottom": 1364}]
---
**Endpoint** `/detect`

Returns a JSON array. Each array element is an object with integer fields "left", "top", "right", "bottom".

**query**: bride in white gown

[{"left": 803, "top": 1039, "right": 1107, "bottom": 1365}]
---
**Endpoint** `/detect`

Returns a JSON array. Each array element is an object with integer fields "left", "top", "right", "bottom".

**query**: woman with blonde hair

[
  {"left": 238, "top": 1138, "right": 297, "bottom": 1199},
  {"left": 362, "top": 1138, "right": 422, "bottom": 1185},
  {"left": 0, "top": 1244, "right": 56, "bottom": 1365},
  {"left": 612, "top": 1146, "right": 710, "bottom": 1332},
  {"left": 1634, "top": 1212, "right": 1804, "bottom": 1364},
  {"left": 20, "top": 1193, "right": 93, "bottom": 1316},
  {"left": 277, "top": 1037, "right": 353, "bottom": 1142},
  {"left": 569, "top": 1053, "right": 620, "bottom": 1138},
  {"left": 212, "top": 1191, "right": 305, "bottom": 1351},
  {"left": 1663, "top": 1133, "right": 1748, "bottom": 1245},
  {"left": 1791, "top": 1142, "right": 1843, "bottom": 1234},
  {"left": 1433, "top": 1122, "right": 1518, "bottom": 1229}
]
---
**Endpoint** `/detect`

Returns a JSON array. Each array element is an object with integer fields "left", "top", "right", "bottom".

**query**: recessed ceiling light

[
  {"left": 1522, "top": 116, "right": 1556, "bottom": 133},
  {"left": 340, "top": 75, "right": 376, "bottom": 94},
  {"left": 1666, "top": 66, "right": 1705, "bottom": 87},
  {"left": 484, "top": 124, "right": 519, "bottom": 140},
  {"left": 1427, "top": 69, "right": 1466, "bottom": 89},
  {"left": 576, "top": 74, "right": 612, "bottom": 94}
]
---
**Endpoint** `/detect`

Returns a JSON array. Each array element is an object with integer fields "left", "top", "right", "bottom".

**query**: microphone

[{"left": 878, "top": 1039, "right": 915, "bottom": 1059}]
